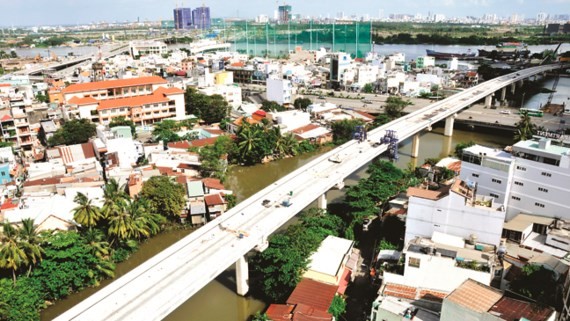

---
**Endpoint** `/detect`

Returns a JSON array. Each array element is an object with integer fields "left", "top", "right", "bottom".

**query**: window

[
  {"left": 541, "top": 172, "right": 552, "bottom": 177},
  {"left": 1, "top": 171, "right": 5, "bottom": 176},
  {"left": 472, "top": 173, "right": 479, "bottom": 178},
  {"left": 538, "top": 187, "right": 548, "bottom": 193},
  {"left": 492, "top": 178, "right": 502, "bottom": 184},
  {"left": 535, "top": 202, "right": 545, "bottom": 208},
  {"left": 516, "top": 166, "right": 527, "bottom": 171},
  {"left": 514, "top": 181, "right": 523, "bottom": 186},
  {"left": 490, "top": 193, "right": 499, "bottom": 198},
  {"left": 408, "top": 257, "right": 421, "bottom": 268},
  {"left": 511, "top": 196, "right": 521, "bottom": 201}
]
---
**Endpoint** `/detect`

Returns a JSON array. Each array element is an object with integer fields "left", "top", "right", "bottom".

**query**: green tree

[
  {"left": 331, "top": 119, "right": 364, "bottom": 145},
  {"left": 378, "top": 240, "right": 398, "bottom": 251},
  {"left": 35, "top": 93, "right": 49, "bottom": 103},
  {"left": 384, "top": 96, "right": 411, "bottom": 119},
  {"left": 293, "top": 97, "right": 312, "bottom": 111},
  {"left": 101, "top": 179, "right": 129, "bottom": 220},
  {"left": 0, "top": 141, "right": 12, "bottom": 148},
  {"left": 185, "top": 87, "right": 229, "bottom": 124},
  {"left": 73, "top": 192, "right": 102, "bottom": 228},
  {"left": 152, "top": 119, "right": 181, "bottom": 144},
  {"left": 0, "top": 277, "right": 45, "bottom": 321},
  {"left": 251, "top": 312, "right": 271, "bottom": 321},
  {"left": 261, "top": 100, "right": 286, "bottom": 112},
  {"left": 328, "top": 294, "right": 347, "bottom": 319},
  {"left": 372, "top": 114, "right": 391, "bottom": 128},
  {"left": 510, "top": 264, "right": 560, "bottom": 309},
  {"left": 0, "top": 223, "right": 28, "bottom": 284},
  {"left": 236, "top": 122, "right": 265, "bottom": 164},
  {"left": 18, "top": 219, "right": 44, "bottom": 276},
  {"left": 514, "top": 111, "right": 536, "bottom": 142},
  {"left": 362, "top": 83, "right": 374, "bottom": 93},
  {"left": 140, "top": 176, "right": 186, "bottom": 220},
  {"left": 454, "top": 141, "right": 475, "bottom": 158},
  {"left": 109, "top": 116, "right": 136, "bottom": 137},
  {"left": 48, "top": 119, "right": 96, "bottom": 146}
]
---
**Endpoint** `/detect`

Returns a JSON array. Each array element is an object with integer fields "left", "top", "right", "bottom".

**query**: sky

[{"left": 0, "top": 0, "right": 569, "bottom": 26}]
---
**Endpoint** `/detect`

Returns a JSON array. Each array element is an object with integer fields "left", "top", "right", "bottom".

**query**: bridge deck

[{"left": 54, "top": 63, "right": 568, "bottom": 321}]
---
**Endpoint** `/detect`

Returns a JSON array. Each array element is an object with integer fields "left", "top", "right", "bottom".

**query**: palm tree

[
  {"left": 102, "top": 179, "right": 128, "bottom": 219},
  {"left": 281, "top": 133, "right": 299, "bottom": 156},
  {"left": 83, "top": 228, "right": 111, "bottom": 260},
  {"left": 18, "top": 218, "right": 43, "bottom": 276},
  {"left": 0, "top": 223, "right": 27, "bottom": 284},
  {"left": 514, "top": 111, "right": 536, "bottom": 142},
  {"left": 237, "top": 122, "right": 263, "bottom": 162},
  {"left": 73, "top": 192, "right": 102, "bottom": 228}
]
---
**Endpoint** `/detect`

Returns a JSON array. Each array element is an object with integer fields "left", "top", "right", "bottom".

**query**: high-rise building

[
  {"left": 192, "top": 6, "right": 211, "bottom": 30},
  {"left": 278, "top": 5, "right": 292, "bottom": 23},
  {"left": 173, "top": 7, "right": 192, "bottom": 30}
]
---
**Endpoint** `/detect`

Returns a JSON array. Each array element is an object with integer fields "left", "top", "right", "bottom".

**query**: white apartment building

[
  {"left": 267, "top": 110, "right": 311, "bottom": 133},
  {"left": 383, "top": 233, "right": 498, "bottom": 293},
  {"left": 129, "top": 40, "right": 168, "bottom": 58},
  {"left": 405, "top": 179, "right": 507, "bottom": 246},
  {"left": 266, "top": 78, "right": 293, "bottom": 105},
  {"left": 460, "top": 138, "right": 570, "bottom": 220},
  {"left": 198, "top": 84, "right": 242, "bottom": 109},
  {"left": 355, "top": 64, "right": 379, "bottom": 87}
]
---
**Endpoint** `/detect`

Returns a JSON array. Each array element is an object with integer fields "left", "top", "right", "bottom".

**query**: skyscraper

[
  {"left": 173, "top": 7, "right": 193, "bottom": 30},
  {"left": 192, "top": 6, "right": 211, "bottom": 30},
  {"left": 278, "top": 5, "right": 292, "bottom": 24}
]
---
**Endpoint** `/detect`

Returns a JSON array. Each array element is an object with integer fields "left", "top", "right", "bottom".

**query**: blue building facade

[
  {"left": 173, "top": 8, "right": 193, "bottom": 30},
  {"left": 192, "top": 6, "right": 211, "bottom": 30},
  {"left": 0, "top": 163, "right": 11, "bottom": 185}
]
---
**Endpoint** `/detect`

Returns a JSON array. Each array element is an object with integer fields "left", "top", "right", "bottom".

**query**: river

[{"left": 41, "top": 126, "right": 514, "bottom": 321}]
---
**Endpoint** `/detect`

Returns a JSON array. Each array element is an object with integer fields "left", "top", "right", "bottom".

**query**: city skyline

[{"left": 1, "top": 0, "right": 570, "bottom": 26}]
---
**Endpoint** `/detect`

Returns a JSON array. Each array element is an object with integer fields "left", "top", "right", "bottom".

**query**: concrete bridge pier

[
  {"left": 485, "top": 94, "right": 494, "bottom": 108},
  {"left": 500, "top": 87, "right": 507, "bottom": 102},
  {"left": 518, "top": 79, "right": 524, "bottom": 88},
  {"left": 317, "top": 193, "right": 327, "bottom": 210},
  {"left": 444, "top": 114, "right": 456, "bottom": 137},
  {"left": 236, "top": 256, "right": 249, "bottom": 296},
  {"left": 510, "top": 83, "right": 516, "bottom": 95},
  {"left": 411, "top": 133, "right": 420, "bottom": 158}
]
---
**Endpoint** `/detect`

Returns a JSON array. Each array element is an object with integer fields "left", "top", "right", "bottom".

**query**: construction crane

[{"left": 544, "top": 43, "right": 563, "bottom": 108}]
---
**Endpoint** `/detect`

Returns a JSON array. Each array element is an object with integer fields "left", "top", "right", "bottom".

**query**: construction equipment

[
  {"left": 219, "top": 223, "right": 249, "bottom": 239},
  {"left": 353, "top": 125, "right": 367, "bottom": 142}
]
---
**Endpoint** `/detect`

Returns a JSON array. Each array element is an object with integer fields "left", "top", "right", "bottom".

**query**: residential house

[
  {"left": 440, "top": 279, "right": 556, "bottom": 321},
  {"left": 204, "top": 193, "right": 227, "bottom": 219}
]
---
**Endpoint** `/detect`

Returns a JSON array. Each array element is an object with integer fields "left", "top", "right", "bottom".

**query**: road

[{"left": 54, "top": 63, "right": 569, "bottom": 321}]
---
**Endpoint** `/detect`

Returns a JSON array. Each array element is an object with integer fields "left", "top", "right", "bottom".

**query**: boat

[{"left": 425, "top": 49, "right": 477, "bottom": 60}]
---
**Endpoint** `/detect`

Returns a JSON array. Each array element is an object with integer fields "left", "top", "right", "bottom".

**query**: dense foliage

[
  {"left": 293, "top": 97, "right": 312, "bottom": 111},
  {"left": 48, "top": 119, "right": 96, "bottom": 146},
  {"left": 261, "top": 100, "right": 286, "bottom": 112},
  {"left": 140, "top": 176, "right": 186, "bottom": 220},
  {"left": 454, "top": 141, "right": 476, "bottom": 159},
  {"left": 510, "top": 264, "right": 561, "bottom": 309},
  {"left": 331, "top": 119, "right": 364, "bottom": 145},
  {"left": 383, "top": 96, "right": 411, "bottom": 119},
  {"left": 328, "top": 294, "right": 347, "bottom": 319},
  {"left": 185, "top": 87, "right": 230, "bottom": 124},
  {"left": 235, "top": 121, "right": 299, "bottom": 165},
  {"left": 250, "top": 208, "right": 344, "bottom": 302},
  {"left": 514, "top": 111, "right": 537, "bottom": 142}
]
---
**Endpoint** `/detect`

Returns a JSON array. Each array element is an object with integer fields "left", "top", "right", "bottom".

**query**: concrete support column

[
  {"left": 501, "top": 87, "right": 507, "bottom": 101},
  {"left": 444, "top": 115, "right": 455, "bottom": 137},
  {"left": 518, "top": 79, "right": 524, "bottom": 88},
  {"left": 485, "top": 94, "right": 493, "bottom": 108},
  {"left": 235, "top": 256, "right": 249, "bottom": 296},
  {"left": 443, "top": 135, "right": 453, "bottom": 157},
  {"left": 510, "top": 83, "right": 516, "bottom": 95},
  {"left": 411, "top": 133, "right": 420, "bottom": 158},
  {"left": 317, "top": 193, "right": 327, "bottom": 210}
]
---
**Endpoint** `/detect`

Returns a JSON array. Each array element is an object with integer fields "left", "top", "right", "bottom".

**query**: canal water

[{"left": 41, "top": 127, "right": 514, "bottom": 321}]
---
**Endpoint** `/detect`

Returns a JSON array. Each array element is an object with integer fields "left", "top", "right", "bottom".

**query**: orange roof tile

[
  {"left": 266, "top": 304, "right": 294, "bottom": 321},
  {"left": 0, "top": 114, "right": 13, "bottom": 122},
  {"left": 202, "top": 178, "right": 225, "bottom": 190},
  {"left": 383, "top": 283, "right": 417, "bottom": 300},
  {"left": 97, "top": 93, "right": 170, "bottom": 111},
  {"left": 68, "top": 96, "right": 99, "bottom": 105},
  {"left": 0, "top": 84, "right": 11, "bottom": 87},
  {"left": 153, "top": 87, "right": 185, "bottom": 95},
  {"left": 287, "top": 278, "right": 337, "bottom": 312},
  {"left": 62, "top": 76, "right": 167, "bottom": 94},
  {"left": 291, "top": 124, "right": 320, "bottom": 134},
  {"left": 167, "top": 140, "right": 192, "bottom": 150},
  {"left": 0, "top": 199, "right": 18, "bottom": 211},
  {"left": 204, "top": 193, "right": 226, "bottom": 206},
  {"left": 445, "top": 279, "right": 502, "bottom": 313},
  {"left": 407, "top": 185, "right": 449, "bottom": 201}
]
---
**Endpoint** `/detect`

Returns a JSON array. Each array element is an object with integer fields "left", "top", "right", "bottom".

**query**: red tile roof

[
  {"left": 167, "top": 140, "right": 192, "bottom": 150},
  {"left": 291, "top": 124, "right": 320, "bottom": 134},
  {"left": 62, "top": 76, "right": 167, "bottom": 94},
  {"left": 383, "top": 283, "right": 417, "bottom": 300},
  {"left": 407, "top": 185, "right": 450, "bottom": 201},
  {"left": 202, "top": 177, "right": 225, "bottom": 191},
  {"left": 445, "top": 279, "right": 502, "bottom": 313},
  {"left": 266, "top": 304, "right": 294, "bottom": 321},
  {"left": 203, "top": 128, "right": 224, "bottom": 135},
  {"left": 0, "top": 84, "right": 11, "bottom": 87},
  {"left": 337, "top": 268, "right": 351, "bottom": 295},
  {"left": 204, "top": 193, "right": 226, "bottom": 206},
  {"left": 97, "top": 93, "right": 170, "bottom": 111},
  {"left": 488, "top": 297, "right": 554, "bottom": 321},
  {"left": 287, "top": 278, "right": 337, "bottom": 312},
  {"left": 68, "top": 96, "right": 98, "bottom": 105},
  {"left": 0, "top": 199, "right": 18, "bottom": 211},
  {"left": 0, "top": 114, "right": 12, "bottom": 122},
  {"left": 292, "top": 303, "right": 333, "bottom": 321},
  {"left": 189, "top": 137, "right": 219, "bottom": 148}
]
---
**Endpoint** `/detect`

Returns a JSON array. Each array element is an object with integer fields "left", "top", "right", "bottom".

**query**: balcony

[
  {"left": 17, "top": 130, "right": 31, "bottom": 136},
  {"left": 15, "top": 121, "right": 29, "bottom": 128}
]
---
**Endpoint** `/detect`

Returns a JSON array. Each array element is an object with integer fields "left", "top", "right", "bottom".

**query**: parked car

[
  {"left": 500, "top": 110, "right": 511, "bottom": 114},
  {"left": 362, "top": 100, "right": 372, "bottom": 104}
]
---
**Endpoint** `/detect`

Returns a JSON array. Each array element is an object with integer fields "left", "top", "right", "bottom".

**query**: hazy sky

[{"left": 1, "top": 0, "right": 569, "bottom": 26}]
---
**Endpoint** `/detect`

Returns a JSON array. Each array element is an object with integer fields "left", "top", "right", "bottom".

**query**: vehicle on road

[
  {"left": 328, "top": 154, "right": 343, "bottom": 163},
  {"left": 500, "top": 110, "right": 511, "bottom": 114},
  {"left": 318, "top": 95, "right": 325, "bottom": 99},
  {"left": 262, "top": 199, "right": 272, "bottom": 207},
  {"left": 362, "top": 100, "right": 372, "bottom": 104}
]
